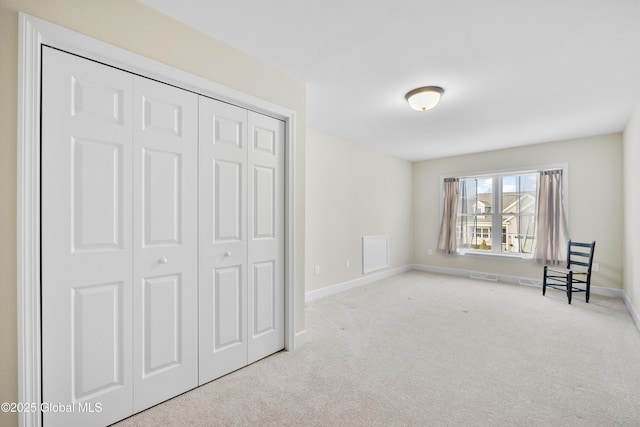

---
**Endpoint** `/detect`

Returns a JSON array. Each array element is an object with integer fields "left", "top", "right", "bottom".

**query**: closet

[{"left": 41, "top": 47, "right": 284, "bottom": 426}]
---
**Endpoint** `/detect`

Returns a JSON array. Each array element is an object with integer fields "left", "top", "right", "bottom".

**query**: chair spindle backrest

[{"left": 566, "top": 240, "right": 596, "bottom": 272}]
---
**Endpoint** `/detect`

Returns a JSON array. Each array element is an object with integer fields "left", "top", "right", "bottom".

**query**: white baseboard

[
  {"left": 411, "top": 263, "right": 531, "bottom": 286},
  {"left": 410, "top": 263, "right": 469, "bottom": 278},
  {"left": 623, "top": 293, "right": 640, "bottom": 332},
  {"left": 410, "top": 263, "right": 625, "bottom": 298},
  {"left": 293, "top": 330, "right": 308, "bottom": 349},
  {"left": 305, "top": 265, "right": 412, "bottom": 302},
  {"left": 589, "top": 286, "right": 625, "bottom": 298}
]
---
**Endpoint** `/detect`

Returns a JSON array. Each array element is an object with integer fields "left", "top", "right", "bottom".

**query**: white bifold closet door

[
  {"left": 131, "top": 72, "right": 198, "bottom": 411},
  {"left": 198, "top": 97, "right": 285, "bottom": 384},
  {"left": 41, "top": 47, "right": 198, "bottom": 427}
]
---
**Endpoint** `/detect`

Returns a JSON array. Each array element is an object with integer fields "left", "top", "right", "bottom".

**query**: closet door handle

[
  {"left": 224, "top": 251, "right": 232, "bottom": 258},
  {"left": 159, "top": 257, "right": 169, "bottom": 264}
]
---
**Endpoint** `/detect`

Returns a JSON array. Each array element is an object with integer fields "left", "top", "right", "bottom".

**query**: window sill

[{"left": 456, "top": 250, "right": 534, "bottom": 261}]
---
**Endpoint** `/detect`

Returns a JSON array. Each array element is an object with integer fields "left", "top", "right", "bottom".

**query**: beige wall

[
  {"left": 0, "top": 2, "right": 306, "bottom": 425},
  {"left": 305, "top": 128, "right": 413, "bottom": 291},
  {"left": 0, "top": 7, "right": 18, "bottom": 427},
  {"left": 624, "top": 103, "right": 640, "bottom": 318},
  {"left": 413, "top": 134, "right": 624, "bottom": 288}
]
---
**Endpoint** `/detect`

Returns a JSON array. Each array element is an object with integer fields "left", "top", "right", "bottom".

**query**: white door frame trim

[{"left": 17, "top": 13, "right": 297, "bottom": 427}]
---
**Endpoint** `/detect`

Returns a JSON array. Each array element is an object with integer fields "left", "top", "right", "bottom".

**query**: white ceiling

[{"left": 139, "top": 0, "right": 640, "bottom": 161}]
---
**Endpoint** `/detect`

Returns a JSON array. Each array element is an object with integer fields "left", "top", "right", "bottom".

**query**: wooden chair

[{"left": 542, "top": 240, "right": 596, "bottom": 304}]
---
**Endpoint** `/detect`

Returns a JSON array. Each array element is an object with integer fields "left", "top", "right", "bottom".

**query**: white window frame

[{"left": 440, "top": 163, "right": 569, "bottom": 260}]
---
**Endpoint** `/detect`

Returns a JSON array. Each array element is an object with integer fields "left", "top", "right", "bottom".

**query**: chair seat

[{"left": 545, "top": 267, "right": 587, "bottom": 276}]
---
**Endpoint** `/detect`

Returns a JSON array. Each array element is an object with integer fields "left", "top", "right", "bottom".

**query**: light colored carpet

[{"left": 114, "top": 271, "right": 640, "bottom": 426}]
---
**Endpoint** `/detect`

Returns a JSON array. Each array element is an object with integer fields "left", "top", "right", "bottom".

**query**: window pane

[
  {"left": 502, "top": 214, "right": 536, "bottom": 253},
  {"left": 458, "top": 179, "right": 477, "bottom": 216},
  {"left": 457, "top": 178, "right": 493, "bottom": 251},
  {"left": 501, "top": 174, "right": 537, "bottom": 254},
  {"left": 477, "top": 177, "right": 492, "bottom": 216},
  {"left": 457, "top": 179, "right": 475, "bottom": 250},
  {"left": 502, "top": 174, "right": 537, "bottom": 215},
  {"left": 475, "top": 178, "right": 493, "bottom": 250}
]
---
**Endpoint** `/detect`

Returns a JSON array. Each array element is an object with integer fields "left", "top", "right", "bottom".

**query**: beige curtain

[
  {"left": 534, "top": 169, "right": 568, "bottom": 264},
  {"left": 437, "top": 178, "right": 459, "bottom": 255}
]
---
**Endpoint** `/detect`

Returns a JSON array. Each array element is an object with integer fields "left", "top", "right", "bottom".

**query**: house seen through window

[{"left": 457, "top": 173, "right": 538, "bottom": 256}]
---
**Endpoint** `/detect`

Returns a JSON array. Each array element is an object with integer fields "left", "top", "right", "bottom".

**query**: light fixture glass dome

[{"left": 405, "top": 86, "right": 444, "bottom": 111}]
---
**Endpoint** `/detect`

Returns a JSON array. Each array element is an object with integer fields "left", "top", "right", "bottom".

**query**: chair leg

[
  {"left": 586, "top": 278, "right": 591, "bottom": 303},
  {"left": 542, "top": 266, "right": 547, "bottom": 296},
  {"left": 567, "top": 271, "right": 572, "bottom": 304}
]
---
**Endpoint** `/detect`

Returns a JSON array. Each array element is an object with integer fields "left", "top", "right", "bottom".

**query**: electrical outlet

[
  {"left": 428, "top": 249, "right": 433, "bottom": 256},
  {"left": 592, "top": 262, "right": 599, "bottom": 272},
  {"left": 346, "top": 259, "right": 350, "bottom": 268},
  {"left": 315, "top": 265, "right": 320, "bottom": 275}
]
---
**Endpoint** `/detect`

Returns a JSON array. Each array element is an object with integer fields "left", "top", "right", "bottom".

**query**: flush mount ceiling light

[{"left": 405, "top": 86, "right": 444, "bottom": 111}]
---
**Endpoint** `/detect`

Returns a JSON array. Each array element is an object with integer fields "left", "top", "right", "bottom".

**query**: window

[
  {"left": 456, "top": 171, "right": 539, "bottom": 257},
  {"left": 473, "top": 227, "right": 490, "bottom": 240}
]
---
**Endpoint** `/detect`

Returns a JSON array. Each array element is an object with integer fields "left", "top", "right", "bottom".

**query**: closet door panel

[
  {"left": 247, "top": 112, "right": 285, "bottom": 364},
  {"left": 198, "top": 97, "right": 249, "bottom": 384},
  {"left": 41, "top": 47, "right": 134, "bottom": 427},
  {"left": 132, "top": 77, "right": 198, "bottom": 411},
  {"left": 142, "top": 148, "right": 183, "bottom": 245}
]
